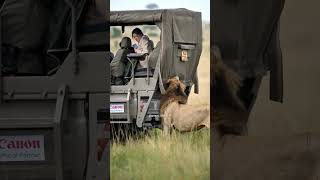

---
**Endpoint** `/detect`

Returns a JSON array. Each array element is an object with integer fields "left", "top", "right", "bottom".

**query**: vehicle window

[{"left": 110, "top": 25, "right": 161, "bottom": 54}]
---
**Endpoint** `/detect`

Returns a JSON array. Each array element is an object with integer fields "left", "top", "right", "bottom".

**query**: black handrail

[
  {"left": 0, "top": 15, "right": 2, "bottom": 104},
  {"left": 65, "top": 0, "right": 78, "bottom": 75}
]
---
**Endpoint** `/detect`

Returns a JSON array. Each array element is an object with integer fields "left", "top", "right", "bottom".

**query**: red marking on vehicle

[
  {"left": 112, "top": 105, "right": 122, "bottom": 109},
  {"left": 140, "top": 104, "right": 144, "bottom": 112},
  {"left": 0, "top": 139, "right": 40, "bottom": 149},
  {"left": 97, "top": 138, "right": 108, "bottom": 161}
]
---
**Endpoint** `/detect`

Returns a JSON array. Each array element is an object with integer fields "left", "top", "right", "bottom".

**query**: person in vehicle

[
  {"left": 131, "top": 28, "right": 154, "bottom": 68},
  {"left": 110, "top": 37, "right": 134, "bottom": 85}
]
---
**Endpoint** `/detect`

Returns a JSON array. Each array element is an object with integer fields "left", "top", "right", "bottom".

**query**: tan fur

[
  {"left": 160, "top": 77, "right": 188, "bottom": 114},
  {"left": 212, "top": 46, "right": 245, "bottom": 110},
  {"left": 160, "top": 76, "right": 210, "bottom": 135}
]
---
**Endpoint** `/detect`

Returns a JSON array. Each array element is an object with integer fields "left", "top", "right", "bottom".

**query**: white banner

[{"left": 0, "top": 135, "right": 45, "bottom": 162}]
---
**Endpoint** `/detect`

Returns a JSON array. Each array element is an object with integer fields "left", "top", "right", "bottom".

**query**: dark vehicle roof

[{"left": 110, "top": 8, "right": 201, "bottom": 25}]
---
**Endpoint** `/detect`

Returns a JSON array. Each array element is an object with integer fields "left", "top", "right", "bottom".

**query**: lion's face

[{"left": 165, "top": 76, "right": 187, "bottom": 97}]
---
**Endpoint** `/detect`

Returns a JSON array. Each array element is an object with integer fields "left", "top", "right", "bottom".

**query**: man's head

[
  {"left": 119, "top": 37, "right": 132, "bottom": 49},
  {"left": 132, "top": 28, "right": 143, "bottom": 43}
]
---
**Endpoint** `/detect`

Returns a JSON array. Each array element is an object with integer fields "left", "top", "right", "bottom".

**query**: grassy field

[
  {"left": 111, "top": 129, "right": 210, "bottom": 180},
  {"left": 110, "top": 23, "right": 210, "bottom": 179}
]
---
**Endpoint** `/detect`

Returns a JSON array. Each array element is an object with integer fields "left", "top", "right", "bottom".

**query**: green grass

[{"left": 111, "top": 129, "right": 210, "bottom": 180}]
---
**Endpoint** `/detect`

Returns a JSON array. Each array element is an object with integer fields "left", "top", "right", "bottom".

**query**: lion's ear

[{"left": 166, "top": 78, "right": 172, "bottom": 85}]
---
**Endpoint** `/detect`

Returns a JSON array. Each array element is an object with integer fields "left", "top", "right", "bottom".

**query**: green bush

[{"left": 111, "top": 27, "right": 122, "bottom": 38}]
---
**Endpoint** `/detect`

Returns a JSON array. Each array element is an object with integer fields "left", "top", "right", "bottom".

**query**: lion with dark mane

[{"left": 160, "top": 76, "right": 209, "bottom": 135}]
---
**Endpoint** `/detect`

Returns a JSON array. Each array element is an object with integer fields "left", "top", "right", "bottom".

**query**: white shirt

[{"left": 134, "top": 35, "right": 153, "bottom": 68}]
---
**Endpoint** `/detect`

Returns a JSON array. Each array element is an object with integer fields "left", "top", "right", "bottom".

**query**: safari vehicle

[
  {"left": 109, "top": 9, "right": 203, "bottom": 130},
  {"left": 0, "top": 0, "right": 109, "bottom": 180}
]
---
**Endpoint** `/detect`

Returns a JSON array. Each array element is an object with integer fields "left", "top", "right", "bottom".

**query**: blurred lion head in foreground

[
  {"left": 212, "top": 46, "right": 249, "bottom": 136},
  {"left": 160, "top": 76, "right": 210, "bottom": 135}
]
